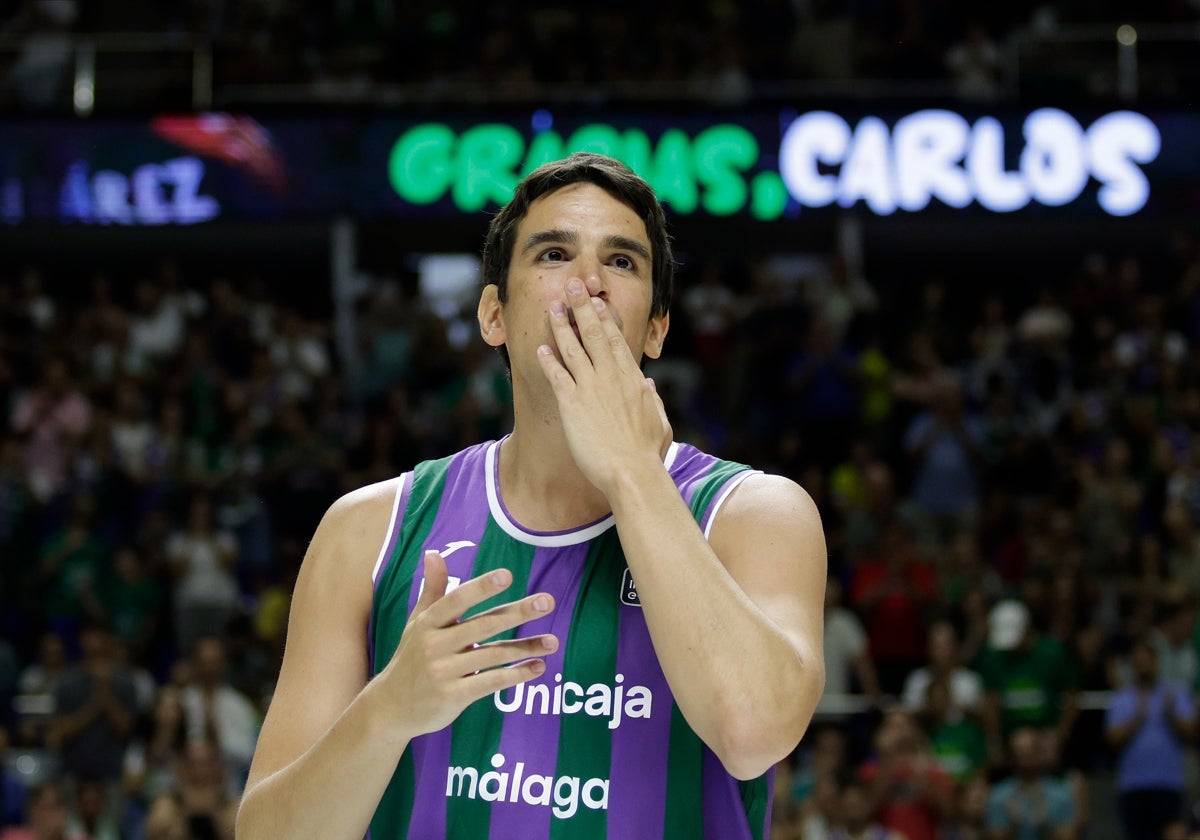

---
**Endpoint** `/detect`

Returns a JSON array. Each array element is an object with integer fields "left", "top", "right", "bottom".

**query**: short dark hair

[{"left": 481, "top": 152, "right": 674, "bottom": 321}]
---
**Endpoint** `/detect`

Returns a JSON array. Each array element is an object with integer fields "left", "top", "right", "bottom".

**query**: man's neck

[{"left": 498, "top": 424, "right": 613, "bottom": 533}]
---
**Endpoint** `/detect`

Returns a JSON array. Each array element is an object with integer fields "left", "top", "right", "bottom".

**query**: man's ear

[
  {"left": 478, "top": 284, "right": 507, "bottom": 348},
  {"left": 643, "top": 312, "right": 670, "bottom": 359}
]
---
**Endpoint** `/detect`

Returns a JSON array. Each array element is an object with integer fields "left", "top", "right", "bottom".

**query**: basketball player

[{"left": 236, "top": 153, "right": 827, "bottom": 839}]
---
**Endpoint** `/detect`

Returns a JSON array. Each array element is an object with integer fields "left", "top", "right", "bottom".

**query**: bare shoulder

[
  {"left": 712, "top": 472, "right": 823, "bottom": 544},
  {"left": 308, "top": 475, "right": 406, "bottom": 566}
]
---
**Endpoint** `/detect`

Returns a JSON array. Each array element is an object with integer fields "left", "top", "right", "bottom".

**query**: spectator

[
  {"left": 14, "top": 633, "right": 68, "bottom": 747},
  {"left": 36, "top": 498, "right": 107, "bottom": 647},
  {"left": 901, "top": 619, "right": 984, "bottom": 718},
  {"left": 48, "top": 623, "right": 137, "bottom": 786},
  {"left": 173, "top": 739, "right": 235, "bottom": 840},
  {"left": 0, "top": 726, "right": 27, "bottom": 828},
  {"left": 167, "top": 495, "right": 239, "bottom": 656},
  {"left": 979, "top": 600, "right": 1078, "bottom": 761},
  {"left": 124, "top": 685, "right": 189, "bottom": 807},
  {"left": 101, "top": 545, "right": 163, "bottom": 661},
  {"left": 822, "top": 579, "right": 883, "bottom": 711},
  {"left": 1147, "top": 591, "right": 1198, "bottom": 689},
  {"left": 64, "top": 779, "right": 119, "bottom": 840},
  {"left": 9, "top": 356, "right": 91, "bottom": 503},
  {"left": 922, "top": 677, "right": 989, "bottom": 785},
  {"left": 851, "top": 520, "right": 938, "bottom": 694},
  {"left": 0, "top": 781, "right": 83, "bottom": 840},
  {"left": 179, "top": 638, "right": 259, "bottom": 792},
  {"left": 903, "top": 374, "right": 985, "bottom": 550},
  {"left": 858, "top": 708, "right": 954, "bottom": 840},
  {"left": 941, "top": 774, "right": 989, "bottom": 840},
  {"left": 1105, "top": 637, "right": 1195, "bottom": 840},
  {"left": 829, "top": 780, "right": 907, "bottom": 840},
  {"left": 985, "top": 727, "right": 1076, "bottom": 840},
  {"left": 141, "top": 794, "right": 186, "bottom": 840}
]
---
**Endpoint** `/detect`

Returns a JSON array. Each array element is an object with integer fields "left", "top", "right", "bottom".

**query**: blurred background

[{"left": 1, "top": 1, "right": 1199, "bottom": 839}]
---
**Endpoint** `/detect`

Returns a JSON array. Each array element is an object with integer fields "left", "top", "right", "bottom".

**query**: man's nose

[{"left": 570, "top": 256, "right": 607, "bottom": 298}]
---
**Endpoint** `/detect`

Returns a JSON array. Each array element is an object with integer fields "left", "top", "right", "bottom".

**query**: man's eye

[
  {"left": 613, "top": 256, "right": 635, "bottom": 270},
  {"left": 541, "top": 249, "right": 565, "bottom": 261}
]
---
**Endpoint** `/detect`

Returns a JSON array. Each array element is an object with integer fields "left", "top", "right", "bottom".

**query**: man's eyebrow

[
  {"left": 604, "top": 235, "right": 652, "bottom": 263},
  {"left": 520, "top": 229, "right": 578, "bottom": 254}
]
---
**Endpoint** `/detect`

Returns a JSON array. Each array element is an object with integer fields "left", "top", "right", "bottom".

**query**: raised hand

[
  {"left": 536, "top": 278, "right": 672, "bottom": 496},
  {"left": 380, "top": 551, "right": 557, "bottom": 739}
]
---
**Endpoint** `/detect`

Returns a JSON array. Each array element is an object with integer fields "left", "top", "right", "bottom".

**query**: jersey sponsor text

[
  {"left": 445, "top": 753, "right": 609, "bottom": 819},
  {"left": 493, "top": 673, "right": 652, "bottom": 730}
]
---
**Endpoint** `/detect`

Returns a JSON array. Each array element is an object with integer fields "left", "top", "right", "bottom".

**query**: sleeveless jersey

[{"left": 367, "top": 439, "right": 773, "bottom": 840}]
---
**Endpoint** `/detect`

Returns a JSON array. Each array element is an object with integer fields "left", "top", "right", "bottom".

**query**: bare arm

[
  {"left": 609, "top": 469, "right": 827, "bottom": 779},
  {"left": 236, "top": 481, "right": 556, "bottom": 840},
  {"left": 538, "top": 282, "right": 825, "bottom": 780}
]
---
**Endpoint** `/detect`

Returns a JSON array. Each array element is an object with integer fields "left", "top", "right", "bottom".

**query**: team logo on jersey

[{"left": 620, "top": 568, "right": 641, "bottom": 607}]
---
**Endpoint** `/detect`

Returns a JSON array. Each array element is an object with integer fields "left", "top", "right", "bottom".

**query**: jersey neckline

[{"left": 484, "top": 438, "right": 681, "bottom": 547}]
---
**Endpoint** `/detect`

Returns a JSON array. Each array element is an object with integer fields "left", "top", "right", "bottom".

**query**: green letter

[
  {"left": 455, "top": 124, "right": 525, "bottom": 212},
  {"left": 388, "top": 123, "right": 456, "bottom": 205},
  {"left": 651, "top": 129, "right": 698, "bottom": 214},
  {"left": 695, "top": 125, "right": 757, "bottom": 216},
  {"left": 522, "top": 131, "right": 565, "bottom": 176}
]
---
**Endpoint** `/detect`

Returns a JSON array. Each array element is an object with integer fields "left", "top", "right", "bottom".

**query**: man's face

[{"left": 479, "top": 182, "right": 668, "bottom": 388}]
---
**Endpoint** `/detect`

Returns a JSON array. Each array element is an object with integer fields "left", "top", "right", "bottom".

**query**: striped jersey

[{"left": 367, "top": 438, "right": 773, "bottom": 839}]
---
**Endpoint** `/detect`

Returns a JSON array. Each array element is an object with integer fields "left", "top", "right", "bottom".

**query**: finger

[
  {"left": 421, "top": 566, "right": 514, "bottom": 628},
  {"left": 461, "top": 658, "right": 548, "bottom": 699},
  {"left": 589, "top": 295, "right": 639, "bottom": 373},
  {"left": 547, "top": 298, "right": 592, "bottom": 379},
  {"left": 564, "top": 279, "right": 618, "bottom": 373},
  {"left": 537, "top": 344, "right": 576, "bottom": 394},
  {"left": 445, "top": 591, "right": 556, "bottom": 649},
  {"left": 412, "top": 551, "right": 448, "bottom": 617},
  {"left": 457, "top": 634, "right": 559, "bottom": 676}
]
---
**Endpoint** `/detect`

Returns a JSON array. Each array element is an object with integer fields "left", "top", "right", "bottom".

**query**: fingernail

[
  {"left": 492, "top": 569, "right": 511, "bottom": 588},
  {"left": 537, "top": 345, "right": 552, "bottom": 357},
  {"left": 530, "top": 660, "right": 546, "bottom": 675},
  {"left": 533, "top": 595, "right": 550, "bottom": 612},
  {"left": 591, "top": 297, "right": 605, "bottom": 312},
  {"left": 551, "top": 301, "right": 566, "bottom": 317},
  {"left": 541, "top": 635, "right": 556, "bottom": 650},
  {"left": 567, "top": 279, "right": 584, "bottom": 295}
]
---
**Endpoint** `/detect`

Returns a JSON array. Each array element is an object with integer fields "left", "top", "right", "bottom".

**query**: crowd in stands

[
  {"left": 3, "top": 0, "right": 1199, "bottom": 109},
  {"left": 1, "top": 226, "right": 1200, "bottom": 838}
]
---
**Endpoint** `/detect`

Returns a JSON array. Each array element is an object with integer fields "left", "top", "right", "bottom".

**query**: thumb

[{"left": 414, "top": 550, "right": 449, "bottom": 615}]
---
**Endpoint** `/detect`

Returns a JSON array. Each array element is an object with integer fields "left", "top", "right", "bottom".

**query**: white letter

[
  {"left": 1087, "top": 111, "right": 1160, "bottom": 216},
  {"left": 92, "top": 170, "right": 133, "bottom": 225},
  {"left": 609, "top": 680, "right": 624, "bottom": 730},
  {"left": 624, "top": 686, "right": 653, "bottom": 720},
  {"left": 161, "top": 157, "right": 219, "bottom": 223},
  {"left": 894, "top": 110, "right": 971, "bottom": 211},
  {"left": 1020, "top": 108, "right": 1088, "bottom": 206},
  {"left": 522, "top": 774, "right": 553, "bottom": 807},
  {"left": 561, "top": 681, "right": 585, "bottom": 714},
  {"left": 479, "top": 754, "right": 509, "bottom": 802},
  {"left": 837, "top": 116, "right": 896, "bottom": 215},
  {"left": 525, "top": 683, "right": 550, "bottom": 715},
  {"left": 132, "top": 163, "right": 170, "bottom": 224},
  {"left": 446, "top": 766, "right": 479, "bottom": 799},
  {"left": 552, "top": 776, "right": 580, "bottom": 819},
  {"left": 967, "top": 117, "right": 1030, "bottom": 212},
  {"left": 584, "top": 684, "right": 612, "bottom": 719},
  {"left": 582, "top": 778, "right": 610, "bottom": 811},
  {"left": 509, "top": 762, "right": 525, "bottom": 803},
  {"left": 779, "top": 112, "right": 849, "bottom": 208},
  {"left": 494, "top": 684, "right": 523, "bottom": 714}
]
